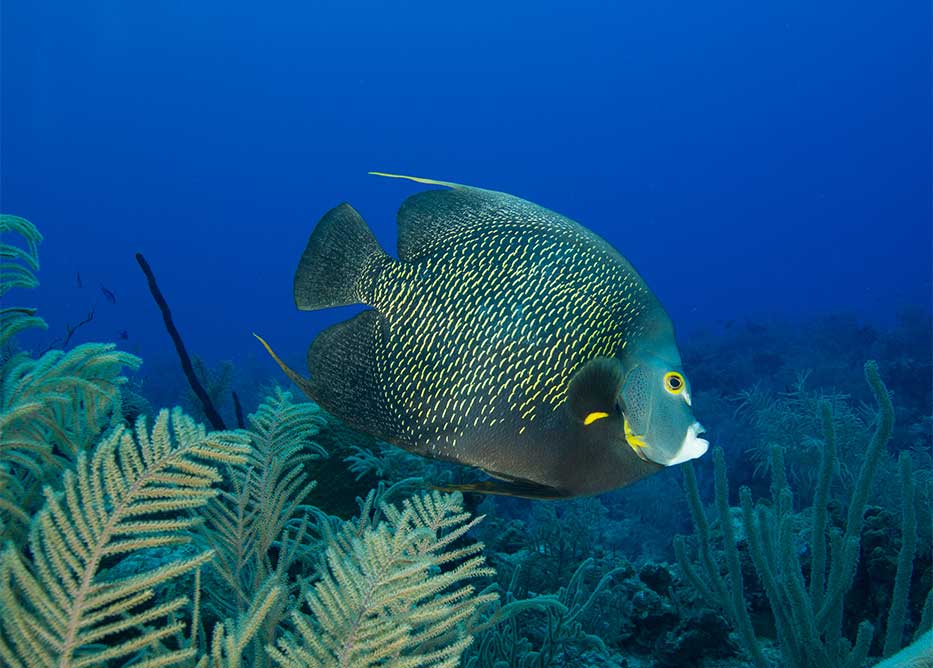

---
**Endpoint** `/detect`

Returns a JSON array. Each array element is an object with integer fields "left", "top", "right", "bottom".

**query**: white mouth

[{"left": 666, "top": 422, "right": 709, "bottom": 466}]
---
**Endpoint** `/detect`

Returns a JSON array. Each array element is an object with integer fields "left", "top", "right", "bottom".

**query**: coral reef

[
  {"left": 270, "top": 490, "right": 497, "bottom": 667},
  {"left": 1, "top": 216, "right": 929, "bottom": 667},
  {"left": 675, "top": 362, "right": 931, "bottom": 667},
  {"left": 0, "top": 409, "right": 252, "bottom": 668},
  {"left": 0, "top": 215, "right": 47, "bottom": 349},
  {"left": 0, "top": 343, "right": 141, "bottom": 542},
  {"left": 0, "top": 218, "right": 508, "bottom": 667}
]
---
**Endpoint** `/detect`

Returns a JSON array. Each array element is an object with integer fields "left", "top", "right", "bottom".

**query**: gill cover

[
  {"left": 621, "top": 365, "right": 653, "bottom": 440},
  {"left": 620, "top": 360, "right": 708, "bottom": 466}
]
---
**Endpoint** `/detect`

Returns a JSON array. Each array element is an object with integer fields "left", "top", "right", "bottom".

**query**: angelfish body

[{"left": 262, "top": 174, "right": 708, "bottom": 499}]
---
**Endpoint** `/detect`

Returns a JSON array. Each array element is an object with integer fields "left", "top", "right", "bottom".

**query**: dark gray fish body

[{"left": 269, "top": 175, "right": 708, "bottom": 498}]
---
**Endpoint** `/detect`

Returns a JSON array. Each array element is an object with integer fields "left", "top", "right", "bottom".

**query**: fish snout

[{"left": 665, "top": 422, "right": 709, "bottom": 466}]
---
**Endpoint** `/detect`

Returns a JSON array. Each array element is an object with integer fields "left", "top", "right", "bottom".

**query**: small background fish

[{"left": 100, "top": 285, "right": 117, "bottom": 304}]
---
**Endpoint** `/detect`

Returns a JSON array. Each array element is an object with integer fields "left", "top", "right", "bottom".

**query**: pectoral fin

[
  {"left": 432, "top": 479, "right": 569, "bottom": 500},
  {"left": 567, "top": 357, "right": 626, "bottom": 425}
]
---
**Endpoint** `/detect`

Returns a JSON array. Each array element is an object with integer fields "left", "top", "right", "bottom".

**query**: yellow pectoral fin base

[
  {"left": 584, "top": 411, "right": 610, "bottom": 425},
  {"left": 368, "top": 171, "right": 465, "bottom": 189},
  {"left": 624, "top": 418, "right": 647, "bottom": 448}
]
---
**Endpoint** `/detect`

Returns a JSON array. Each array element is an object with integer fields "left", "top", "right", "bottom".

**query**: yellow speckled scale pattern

[{"left": 367, "top": 190, "right": 656, "bottom": 458}]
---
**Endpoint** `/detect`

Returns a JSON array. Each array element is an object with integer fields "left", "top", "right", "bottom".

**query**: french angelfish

[{"left": 257, "top": 173, "right": 709, "bottom": 499}]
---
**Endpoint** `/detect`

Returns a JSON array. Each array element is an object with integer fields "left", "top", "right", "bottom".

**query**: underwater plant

[
  {"left": 196, "top": 387, "right": 328, "bottom": 663},
  {"left": 0, "top": 343, "right": 142, "bottom": 542},
  {"left": 0, "top": 215, "right": 46, "bottom": 349},
  {"left": 464, "top": 558, "right": 627, "bottom": 668},
  {"left": 1, "top": 215, "right": 142, "bottom": 544},
  {"left": 0, "top": 399, "right": 503, "bottom": 667},
  {"left": 184, "top": 357, "right": 236, "bottom": 429},
  {"left": 736, "top": 369, "right": 869, "bottom": 500},
  {"left": 675, "top": 361, "right": 932, "bottom": 667},
  {"left": 0, "top": 408, "right": 252, "bottom": 668},
  {"left": 519, "top": 498, "right": 610, "bottom": 593},
  {"left": 0, "top": 217, "right": 512, "bottom": 668},
  {"left": 269, "top": 490, "right": 499, "bottom": 668}
]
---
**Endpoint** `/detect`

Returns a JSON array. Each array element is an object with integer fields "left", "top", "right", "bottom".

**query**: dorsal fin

[
  {"left": 397, "top": 188, "right": 507, "bottom": 261},
  {"left": 369, "top": 171, "right": 572, "bottom": 262},
  {"left": 371, "top": 171, "right": 494, "bottom": 261}
]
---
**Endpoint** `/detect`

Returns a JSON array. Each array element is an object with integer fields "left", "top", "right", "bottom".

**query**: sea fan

[
  {"left": 0, "top": 343, "right": 142, "bottom": 542},
  {"left": 0, "top": 408, "right": 250, "bottom": 668},
  {"left": 0, "top": 214, "right": 46, "bottom": 349},
  {"left": 268, "top": 490, "right": 497, "bottom": 668},
  {"left": 197, "top": 388, "right": 327, "bottom": 666}
]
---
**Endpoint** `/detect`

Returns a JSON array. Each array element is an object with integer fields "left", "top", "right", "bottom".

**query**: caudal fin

[{"left": 293, "top": 203, "right": 385, "bottom": 311}]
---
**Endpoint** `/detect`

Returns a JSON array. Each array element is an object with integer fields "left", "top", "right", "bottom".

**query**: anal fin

[{"left": 307, "top": 309, "right": 396, "bottom": 441}]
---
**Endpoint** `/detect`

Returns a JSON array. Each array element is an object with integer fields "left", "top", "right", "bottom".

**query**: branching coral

[
  {"left": 198, "top": 387, "right": 327, "bottom": 666},
  {"left": 0, "top": 408, "right": 251, "bottom": 668},
  {"left": 0, "top": 214, "right": 47, "bottom": 349},
  {"left": 676, "top": 361, "right": 927, "bottom": 667},
  {"left": 0, "top": 343, "right": 142, "bottom": 542},
  {"left": 269, "top": 490, "right": 498, "bottom": 668},
  {"left": 735, "top": 370, "right": 868, "bottom": 500}
]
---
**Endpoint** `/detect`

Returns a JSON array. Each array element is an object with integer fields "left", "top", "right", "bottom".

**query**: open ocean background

[{"left": 3, "top": 0, "right": 929, "bottom": 378}]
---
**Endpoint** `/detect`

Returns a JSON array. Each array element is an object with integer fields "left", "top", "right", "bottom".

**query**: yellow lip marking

[
  {"left": 584, "top": 411, "right": 610, "bottom": 425},
  {"left": 624, "top": 418, "right": 647, "bottom": 448}
]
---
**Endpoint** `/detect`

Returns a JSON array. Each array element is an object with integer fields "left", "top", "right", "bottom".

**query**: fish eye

[{"left": 663, "top": 371, "right": 685, "bottom": 394}]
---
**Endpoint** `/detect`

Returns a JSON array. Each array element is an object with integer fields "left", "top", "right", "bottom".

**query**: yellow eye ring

[{"left": 664, "top": 371, "right": 685, "bottom": 394}]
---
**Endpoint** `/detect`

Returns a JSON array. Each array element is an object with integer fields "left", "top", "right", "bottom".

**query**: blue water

[
  {"left": 3, "top": 0, "right": 929, "bottom": 371},
  {"left": 2, "top": 4, "right": 931, "bottom": 665}
]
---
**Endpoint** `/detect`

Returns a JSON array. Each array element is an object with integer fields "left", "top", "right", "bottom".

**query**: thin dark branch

[
  {"left": 40, "top": 307, "right": 96, "bottom": 355},
  {"left": 135, "top": 252, "right": 226, "bottom": 431},
  {"left": 232, "top": 391, "right": 245, "bottom": 429}
]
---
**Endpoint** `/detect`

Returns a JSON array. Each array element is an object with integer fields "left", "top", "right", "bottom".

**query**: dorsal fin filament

[{"left": 368, "top": 171, "right": 464, "bottom": 189}]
